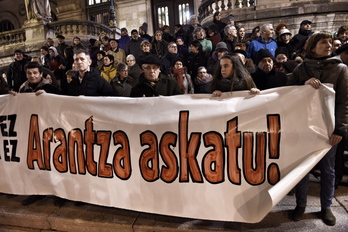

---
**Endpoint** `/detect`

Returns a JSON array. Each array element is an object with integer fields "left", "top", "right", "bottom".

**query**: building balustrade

[
  {"left": 198, "top": 0, "right": 255, "bottom": 22},
  {"left": 0, "top": 29, "right": 26, "bottom": 47}
]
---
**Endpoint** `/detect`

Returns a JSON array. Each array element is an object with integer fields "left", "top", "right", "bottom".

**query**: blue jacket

[{"left": 247, "top": 37, "right": 278, "bottom": 64}]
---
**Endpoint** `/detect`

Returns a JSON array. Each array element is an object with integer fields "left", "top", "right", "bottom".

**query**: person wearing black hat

[
  {"left": 291, "top": 20, "right": 313, "bottom": 49},
  {"left": 139, "top": 22, "right": 152, "bottom": 42},
  {"left": 336, "top": 43, "right": 348, "bottom": 65},
  {"left": 6, "top": 50, "right": 31, "bottom": 92},
  {"left": 56, "top": 35, "right": 68, "bottom": 57},
  {"left": 107, "top": 38, "right": 126, "bottom": 68},
  {"left": 251, "top": 49, "right": 287, "bottom": 90},
  {"left": 130, "top": 55, "right": 182, "bottom": 97}
]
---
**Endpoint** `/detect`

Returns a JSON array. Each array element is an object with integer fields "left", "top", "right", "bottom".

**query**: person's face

[
  {"left": 168, "top": 44, "right": 178, "bottom": 54},
  {"left": 332, "top": 39, "right": 342, "bottom": 52},
  {"left": 176, "top": 39, "right": 183, "bottom": 45},
  {"left": 197, "top": 68, "right": 207, "bottom": 78},
  {"left": 276, "top": 54, "right": 288, "bottom": 63},
  {"left": 45, "top": 75, "right": 52, "bottom": 84},
  {"left": 110, "top": 40, "right": 118, "bottom": 49},
  {"left": 74, "top": 53, "right": 91, "bottom": 72},
  {"left": 131, "top": 32, "right": 139, "bottom": 40},
  {"left": 339, "top": 50, "right": 348, "bottom": 65},
  {"left": 155, "top": 33, "right": 162, "bottom": 41},
  {"left": 164, "top": 28, "right": 170, "bottom": 33},
  {"left": 103, "top": 56, "right": 112, "bottom": 66},
  {"left": 14, "top": 52, "right": 23, "bottom": 61},
  {"left": 126, "top": 57, "right": 136, "bottom": 67},
  {"left": 228, "top": 27, "right": 237, "bottom": 37},
  {"left": 97, "top": 54, "right": 104, "bottom": 60},
  {"left": 174, "top": 61, "right": 183, "bottom": 69},
  {"left": 227, "top": 19, "right": 235, "bottom": 25},
  {"left": 73, "top": 38, "right": 81, "bottom": 45},
  {"left": 142, "top": 44, "right": 151, "bottom": 52},
  {"left": 214, "top": 13, "right": 221, "bottom": 21},
  {"left": 338, "top": 30, "right": 348, "bottom": 42},
  {"left": 142, "top": 64, "right": 160, "bottom": 81},
  {"left": 220, "top": 58, "right": 233, "bottom": 78},
  {"left": 301, "top": 23, "right": 311, "bottom": 31},
  {"left": 26, "top": 68, "right": 42, "bottom": 84},
  {"left": 139, "top": 28, "right": 144, "bottom": 35},
  {"left": 40, "top": 49, "right": 48, "bottom": 55},
  {"left": 119, "top": 66, "right": 129, "bottom": 79},
  {"left": 48, "top": 50, "right": 55, "bottom": 57},
  {"left": 174, "top": 26, "right": 180, "bottom": 33},
  {"left": 196, "top": 30, "right": 205, "bottom": 39},
  {"left": 121, "top": 30, "right": 128, "bottom": 36},
  {"left": 190, "top": 17, "right": 198, "bottom": 26},
  {"left": 281, "top": 34, "right": 291, "bottom": 43},
  {"left": 258, "top": 57, "right": 274, "bottom": 73},
  {"left": 47, "top": 39, "right": 54, "bottom": 46},
  {"left": 57, "top": 38, "right": 64, "bottom": 44},
  {"left": 190, "top": 45, "right": 199, "bottom": 54},
  {"left": 238, "top": 28, "right": 245, "bottom": 38},
  {"left": 262, "top": 26, "right": 275, "bottom": 39},
  {"left": 235, "top": 53, "right": 246, "bottom": 64},
  {"left": 312, "top": 38, "right": 332, "bottom": 58},
  {"left": 216, "top": 50, "right": 227, "bottom": 59},
  {"left": 102, "top": 39, "right": 109, "bottom": 45}
]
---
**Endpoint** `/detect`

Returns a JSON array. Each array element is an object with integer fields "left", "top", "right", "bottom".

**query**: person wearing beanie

[
  {"left": 291, "top": 20, "right": 313, "bottom": 49},
  {"left": 226, "top": 14, "right": 235, "bottom": 26},
  {"left": 139, "top": 22, "right": 152, "bottom": 42},
  {"left": 251, "top": 49, "right": 287, "bottom": 90},
  {"left": 119, "top": 28, "right": 131, "bottom": 50},
  {"left": 6, "top": 50, "right": 31, "bottom": 92},
  {"left": 247, "top": 23, "right": 278, "bottom": 65},
  {"left": 207, "top": 42, "right": 228, "bottom": 74},
  {"left": 130, "top": 55, "right": 182, "bottom": 97}
]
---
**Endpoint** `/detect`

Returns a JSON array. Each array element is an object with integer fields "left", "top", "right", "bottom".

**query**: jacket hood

[{"left": 48, "top": 46, "right": 59, "bottom": 57}]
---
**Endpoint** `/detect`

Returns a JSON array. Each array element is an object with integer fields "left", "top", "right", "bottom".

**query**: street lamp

[{"left": 109, "top": 0, "right": 116, "bottom": 28}]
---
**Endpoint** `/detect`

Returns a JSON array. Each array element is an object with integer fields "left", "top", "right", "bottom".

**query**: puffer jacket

[{"left": 288, "top": 56, "right": 348, "bottom": 138}]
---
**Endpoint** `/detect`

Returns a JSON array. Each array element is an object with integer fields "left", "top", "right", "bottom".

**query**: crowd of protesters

[{"left": 1, "top": 13, "right": 348, "bottom": 227}]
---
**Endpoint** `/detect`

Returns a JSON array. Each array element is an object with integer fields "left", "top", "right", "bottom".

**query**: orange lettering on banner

[
  {"left": 267, "top": 115, "right": 281, "bottom": 185},
  {"left": 27, "top": 115, "right": 45, "bottom": 170},
  {"left": 179, "top": 111, "right": 203, "bottom": 183},
  {"left": 53, "top": 129, "right": 68, "bottom": 172},
  {"left": 42, "top": 128, "right": 53, "bottom": 170},
  {"left": 160, "top": 132, "right": 178, "bottom": 183},
  {"left": 202, "top": 132, "right": 224, "bottom": 183},
  {"left": 225, "top": 117, "right": 241, "bottom": 185},
  {"left": 68, "top": 129, "right": 85, "bottom": 174},
  {"left": 243, "top": 132, "right": 266, "bottom": 185},
  {"left": 113, "top": 131, "right": 131, "bottom": 180},
  {"left": 139, "top": 131, "right": 159, "bottom": 181},
  {"left": 84, "top": 117, "right": 97, "bottom": 176},
  {"left": 97, "top": 131, "right": 113, "bottom": 178}
]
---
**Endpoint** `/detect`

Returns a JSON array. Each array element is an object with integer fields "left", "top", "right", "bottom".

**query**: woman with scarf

[
  {"left": 211, "top": 54, "right": 259, "bottom": 96},
  {"left": 169, "top": 58, "right": 194, "bottom": 94}
]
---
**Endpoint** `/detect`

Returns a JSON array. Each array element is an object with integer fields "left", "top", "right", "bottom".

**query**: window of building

[
  {"left": 0, "top": 20, "right": 15, "bottom": 32},
  {"left": 86, "top": 0, "right": 111, "bottom": 25}
]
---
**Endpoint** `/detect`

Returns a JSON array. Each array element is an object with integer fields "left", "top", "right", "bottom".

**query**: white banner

[{"left": 0, "top": 85, "right": 334, "bottom": 223}]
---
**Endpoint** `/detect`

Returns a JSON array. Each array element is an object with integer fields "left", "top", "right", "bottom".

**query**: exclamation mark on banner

[{"left": 267, "top": 115, "right": 281, "bottom": 185}]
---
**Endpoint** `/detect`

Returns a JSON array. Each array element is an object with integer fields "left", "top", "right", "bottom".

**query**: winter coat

[
  {"left": 251, "top": 68, "right": 287, "bottom": 90},
  {"left": 19, "top": 78, "right": 60, "bottom": 94},
  {"left": 107, "top": 48, "right": 126, "bottom": 68},
  {"left": 6, "top": 58, "right": 30, "bottom": 92},
  {"left": 288, "top": 56, "right": 348, "bottom": 138},
  {"left": 66, "top": 68, "right": 114, "bottom": 96},
  {"left": 130, "top": 72, "right": 183, "bottom": 97},
  {"left": 110, "top": 76, "right": 133, "bottom": 97},
  {"left": 247, "top": 37, "right": 278, "bottom": 64},
  {"left": 100, "top": 64, "right": 117, "bottom": 83}
]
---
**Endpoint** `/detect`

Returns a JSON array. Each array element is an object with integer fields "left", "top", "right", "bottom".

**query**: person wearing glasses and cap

[{"left": 130, "top": 55, "right": 182, "bottom": 97}]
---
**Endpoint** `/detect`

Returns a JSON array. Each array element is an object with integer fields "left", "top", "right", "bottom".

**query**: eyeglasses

[{"left": 142, "top": 65, "right": 160, "bottom": 70}]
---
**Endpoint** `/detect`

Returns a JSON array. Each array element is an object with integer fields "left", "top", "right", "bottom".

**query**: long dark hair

[{"left": 211, "top": 54, "right": 255, "bottom": 92}]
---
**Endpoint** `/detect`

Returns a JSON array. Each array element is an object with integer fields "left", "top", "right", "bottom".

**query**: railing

[
  {"left": 0, "top": 28, "right": 26, "bottom": 47},
  {"left": 198, "top": 0, "right": 255, "bottom": 22},
  {"left": 48, "top": 19, "right": 118, "bottom": 38}
]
